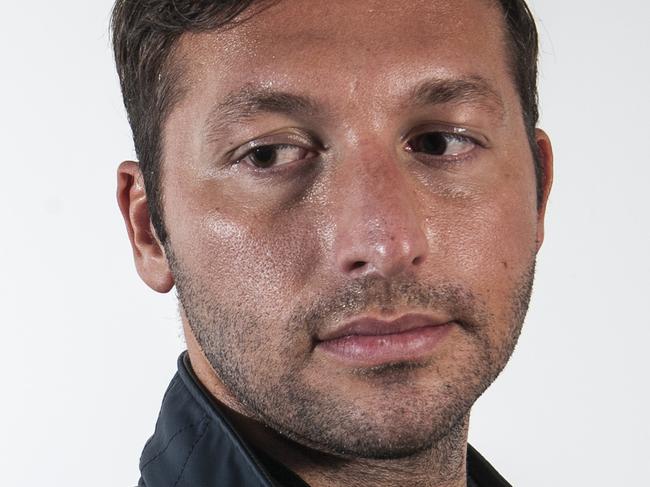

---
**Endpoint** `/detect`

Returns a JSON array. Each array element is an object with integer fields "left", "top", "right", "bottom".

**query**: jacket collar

[
  {"left": 138, "top": 352, "right": 274, "bottom": 486},
  {"left": 138, "top": 352, "right": 511, "bottom": 487}
]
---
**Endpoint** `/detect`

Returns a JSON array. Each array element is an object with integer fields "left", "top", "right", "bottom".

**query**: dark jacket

[{"left": 138, "top": 353, "right": 512, "bottom": 486}]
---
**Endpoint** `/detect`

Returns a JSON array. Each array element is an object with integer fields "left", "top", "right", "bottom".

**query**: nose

[{"left": 331, "top": 151, "right": 429, "bottom": 279}]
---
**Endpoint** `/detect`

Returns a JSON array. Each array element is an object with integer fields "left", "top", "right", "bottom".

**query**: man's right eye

[{"left": 237, "top": 144, "right": 314, "bottom": 170}]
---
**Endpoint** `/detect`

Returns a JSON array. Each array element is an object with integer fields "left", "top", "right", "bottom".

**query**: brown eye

[
  {"left": 411, "top": 133, "right": 448, "bottom": 155},
  {"left": 250, "top": 146, "right": 278, "bottom": 168},
  {"left": 241, "top": 144, "right": 310, "bottom": 169},
  {"left": 407, "top": 132, "right": 476, "bottom": 157}
]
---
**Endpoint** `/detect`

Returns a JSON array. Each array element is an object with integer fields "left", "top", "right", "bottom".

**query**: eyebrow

[
  {"left": 204, "top": 86, "right": 320, "bottom": 143},
  {"left": 204, "top": 75, "right": 505, "bottom": 142},
  {"left": 407, "top": 76, "right": 506, "bottom": 120}
]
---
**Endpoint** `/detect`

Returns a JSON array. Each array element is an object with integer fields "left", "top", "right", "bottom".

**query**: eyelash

[
  {"left": 234, "top": 143, "right": 318, "bottom": 172},
  {"left": 231, "top": 129, "right": 484, "bottom": 173},
  {"left": 405, "top": 131, "right": 482, "bottom": 164}
]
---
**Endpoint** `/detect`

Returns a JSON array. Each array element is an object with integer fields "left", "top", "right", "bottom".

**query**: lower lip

[{"left": 315, "top": 323, "right": 454, "bottom": 367}]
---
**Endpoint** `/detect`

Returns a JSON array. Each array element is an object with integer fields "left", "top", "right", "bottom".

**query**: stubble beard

[{"left": 169, "top": 249, "right": 535, "bottom": 462}]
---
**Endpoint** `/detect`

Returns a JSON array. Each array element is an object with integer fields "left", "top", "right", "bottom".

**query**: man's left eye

[
  {"left": 406, "top": 132, "right": 476, "bottom": 158},
  {"left": 239, "top": 144, "right": 312, "bottom": 169}
]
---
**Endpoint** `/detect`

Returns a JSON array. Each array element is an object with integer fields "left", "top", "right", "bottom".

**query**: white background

[{"left": 0, "top": 1, "right": 648, "bottom": 486}]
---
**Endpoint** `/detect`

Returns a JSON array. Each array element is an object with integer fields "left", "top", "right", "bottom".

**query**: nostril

[
  {"left": 350, "top": 261, "right": 366, "bottom": 271},
  {"left": 412, "top": 256, "right": 423, "bottom": 266}
]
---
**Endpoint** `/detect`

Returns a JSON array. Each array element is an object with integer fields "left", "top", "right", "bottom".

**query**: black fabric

[
  {"left": 467, "top": 444, "right": 512, "bottom": 487},
  {"left": 138, "top": 352, "right": 512, "bottom": 486},
  {"left": 253, "top": 448, "right": 311, "bottom": 487}
]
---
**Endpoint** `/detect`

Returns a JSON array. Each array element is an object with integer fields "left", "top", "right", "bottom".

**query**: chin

[{"left": 264, "top": 375, "right": 478, "bottom": 461}]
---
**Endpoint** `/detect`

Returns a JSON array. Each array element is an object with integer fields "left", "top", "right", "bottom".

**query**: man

[{"left": 113, "top": 0, "right": 552, "bottom": 485}]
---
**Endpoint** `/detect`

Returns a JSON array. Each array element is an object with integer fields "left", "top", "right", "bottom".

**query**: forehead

[{"left": 170, "top": 0, "right": 514, "bottom": 111}]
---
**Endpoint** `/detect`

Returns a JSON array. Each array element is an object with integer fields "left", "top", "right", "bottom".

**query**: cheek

[
  {"left": 171, "top": 201, "right": 323, "bottom": 317},
  {"left": 430, "top": 186, "right": 538, "bottom": 305}
]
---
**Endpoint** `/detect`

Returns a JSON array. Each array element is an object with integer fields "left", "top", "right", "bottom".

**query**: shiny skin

[{"left": 118, "top": 0, "right": 552, "bottom": 485}]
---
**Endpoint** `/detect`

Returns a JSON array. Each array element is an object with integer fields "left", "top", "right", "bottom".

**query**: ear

[
  {"left": 533, "top": 128, "right": 554, "bottom": 251},
  {"left": 117, "top": 161, "right": 174, "bottom": 293}
]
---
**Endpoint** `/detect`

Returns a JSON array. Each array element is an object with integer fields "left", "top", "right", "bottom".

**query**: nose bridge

[{"left": 331, "top": 145, "right": 429, "bottom": 279}]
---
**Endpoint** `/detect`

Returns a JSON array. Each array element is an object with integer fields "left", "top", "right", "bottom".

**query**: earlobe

[
  {"left": 533, "top": 128, "right": 554, "bottom": 251},
  {"left": 117, "top": 161, "right": 174, "bottom": 293}
]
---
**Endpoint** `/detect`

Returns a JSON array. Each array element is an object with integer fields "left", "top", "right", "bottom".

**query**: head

[{"left": 115, "top": 0, "right": 552, "bottom": 460}]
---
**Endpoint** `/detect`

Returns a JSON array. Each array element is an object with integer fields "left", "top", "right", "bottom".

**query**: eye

[
  {"left": 237, "top": 144, "right": 314, "bottom": 170},
  {"left": 406, "top": 132, "right": 477, "bottom": 158}
]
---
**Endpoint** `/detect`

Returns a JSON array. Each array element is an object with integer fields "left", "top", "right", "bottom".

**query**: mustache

[{"left": 288, "top": 276, "right": 488, "bottom": 337}]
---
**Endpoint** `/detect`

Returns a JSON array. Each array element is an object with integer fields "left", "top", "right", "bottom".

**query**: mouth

[{"left": 314, "top": 313, "right": 455, "bottom": 367}]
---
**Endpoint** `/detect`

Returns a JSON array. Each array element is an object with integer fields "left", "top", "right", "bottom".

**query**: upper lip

[{"left": 316, "top": 313, "right": 454, "bottom": 342}]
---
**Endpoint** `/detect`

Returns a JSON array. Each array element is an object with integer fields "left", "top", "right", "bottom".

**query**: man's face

[{"left": 159, "top": 0, "right": 548, "bottom": 458}]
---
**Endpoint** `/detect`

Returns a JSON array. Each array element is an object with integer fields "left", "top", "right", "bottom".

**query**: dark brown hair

[{"left": 112, "top": 0, "right": 541, "bottom": 244}]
